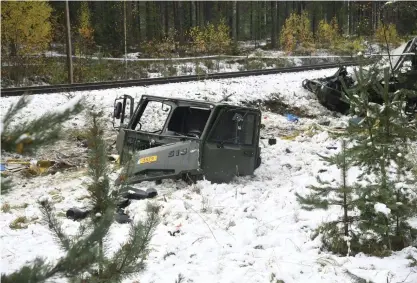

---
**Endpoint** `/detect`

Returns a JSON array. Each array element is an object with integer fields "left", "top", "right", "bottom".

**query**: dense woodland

[{"left": 1, "top": 1, "right": 417, "bottom": 85}]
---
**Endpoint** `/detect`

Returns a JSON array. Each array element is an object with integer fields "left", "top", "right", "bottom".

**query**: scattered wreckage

[
  {"left": 302, "top": 37, "right": 417, "bottom": 116},
  {"left": 112, "top": 95, "right": 263, "bottom": 185}
]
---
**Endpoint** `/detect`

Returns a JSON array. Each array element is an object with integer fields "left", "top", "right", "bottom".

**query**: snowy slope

[{"left": 1, "top": 68, "right": 416, "bottom": 283}]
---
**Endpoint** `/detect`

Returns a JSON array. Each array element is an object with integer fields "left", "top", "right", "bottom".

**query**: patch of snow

[
  {"left": 374, "top": 203, "right": 391, "bottom": 216},
  {"left": 15, "top": 133, "right": 31, "bottom": 144}
]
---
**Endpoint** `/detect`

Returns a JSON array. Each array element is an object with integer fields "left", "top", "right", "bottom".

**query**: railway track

[{"left": 1, "top": 61, "right": 359, "bottom": 97}]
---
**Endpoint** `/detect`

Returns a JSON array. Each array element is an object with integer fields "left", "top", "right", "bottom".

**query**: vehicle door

[{"left": 202, "top": 107, "right": 260, "bottom": 183}]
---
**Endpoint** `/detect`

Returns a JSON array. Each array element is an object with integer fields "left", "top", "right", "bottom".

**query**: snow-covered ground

[{"left": 1, "top": 67, "right": 416, "bottom": 283}]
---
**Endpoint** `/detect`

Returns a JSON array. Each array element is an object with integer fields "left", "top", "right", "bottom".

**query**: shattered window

[
  {"left": 209, "top": 110, "right": 256, "bottom": 145},
  {"left": 166, "top": 106, "right": 211, "bottom": 137},
  {"left": 136, "top": 101, "right": 171, "bottom": 133}
]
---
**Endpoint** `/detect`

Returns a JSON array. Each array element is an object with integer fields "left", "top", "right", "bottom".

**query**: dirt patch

[{"left": 242, "top": 94, "right": 317, "bottom": 119}]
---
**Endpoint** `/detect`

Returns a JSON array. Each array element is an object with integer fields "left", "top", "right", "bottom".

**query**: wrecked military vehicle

[
  {"left": 302, "top": 37, "right": 417, "bottom": 116},
  {"left": 112, "top": 95, "right": 262, "bottom": 185}
]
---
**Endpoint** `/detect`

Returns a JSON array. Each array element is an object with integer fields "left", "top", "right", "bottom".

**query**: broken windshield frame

[{"left": 129, "top": 96, "right": 215, "bottom": 140}]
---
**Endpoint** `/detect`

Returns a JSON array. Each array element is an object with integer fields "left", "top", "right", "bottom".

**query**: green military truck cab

[{"left": 113, "top": 95, "right": 262, "bottom": 185}]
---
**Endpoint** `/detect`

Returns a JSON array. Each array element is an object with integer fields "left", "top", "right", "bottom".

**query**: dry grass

[
  {"left": 1, "top": 203, "right": 11, "bottom": 213},
  {"left": 9, "top": 216, "right": 28, "bottom": 229}
]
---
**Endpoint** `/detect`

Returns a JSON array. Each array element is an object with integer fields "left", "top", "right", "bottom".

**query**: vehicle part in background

[
  {"left": 302, "top": 37, "right": 417, "bottom": 116},
  {"left": 66, "top": 208, "right": 90, "bottom": 220},
  {"left": 113, "top": 95, "right": 262, "bottom": 185}
]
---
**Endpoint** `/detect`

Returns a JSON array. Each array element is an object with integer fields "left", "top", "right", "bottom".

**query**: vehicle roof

[{"left": 141, "top": 94, "right": 260, "bottom": 112}]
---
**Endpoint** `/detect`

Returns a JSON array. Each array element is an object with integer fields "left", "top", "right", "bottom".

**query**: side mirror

[
  {"left": 112, "top": 95, "right": 135, "bottom": 130},
  {"left": 114, "top": 102, "right": 123, "bottom": 119}
]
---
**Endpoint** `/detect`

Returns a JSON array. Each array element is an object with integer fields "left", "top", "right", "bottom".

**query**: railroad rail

[{"left": 1, "top": 61, "right": 359, "bottom": 97}]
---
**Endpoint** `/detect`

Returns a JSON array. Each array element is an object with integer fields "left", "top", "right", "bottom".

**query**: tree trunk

[
  {"left": 173, "top": 1, "right": 184, "bottom": 48},
  {"left": 146, "top": 2, "right": 152, "bottom": 41},
  {"left": 199, "top": 1, "right": 204, "bottom": 27},
  {"left": 232, "top": 1, "right": 237, "bottom": 42},
  {"left": 158, "top": 2, "right": 164, "bottom": 39},
  {"left": 271, "top": 1, "right": 277, "bottom": 48},
  {"left": 164, "top": 1, "right": 169, "bottom": 35},
  {"left": 236, "top": 1, "right": 240, "bottom": 40},
  {"left": 191, "top": 1, "right": 196, "bottom": 27}
]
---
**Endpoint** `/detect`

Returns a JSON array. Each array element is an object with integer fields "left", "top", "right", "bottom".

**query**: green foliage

[
  {"left": 279, "top": 12, "right": 313, "bottom": 53},
  {"left": 1, "top": 1, "right": 52, "bottom": 56},
  {"left": 375, "top": 23, "right": 401, "bottom": 49},
  {"left": 343, "top": 66, "right": 417, "bottom": 255},
  {"left": 76, "top": 2, "right": 95, "bottom": 55},
  {"left": 1, "top": 203, "right": 11, "bottom": 213},
  {"left": 297, "top": 140, "right": 358, "bottom": 256},
  {"left": 9, "top": 216, "right": 28, "bottom": 230},
  {"left": 316, "top": 17, "right": 341, "bottom": 49},
  {"left": 332, "top": 37, "right": 365, "bottom": 56},
  {"left": 162, "top": 64, "right": 178, "bottom": 77},
  {"left": 1, "top": 1, "right": 53, "bottom": 85},
  {"left": 189, "top": 18, "right": 232, "bottom": 54},
  {"left": 299, "top": 62, "right": 417, "bottom": 257},
  {"left": 195, "top": 61, "right": 207, "bottom": 76},
  {"left": 1, "top": 111, "right": 160, "bottom": 282},
  {"left": 244, "top": 59, "right": 265, "bottom": 71},
  {"left": 142, "top": 29, "right": 178, "bottom": 58}
]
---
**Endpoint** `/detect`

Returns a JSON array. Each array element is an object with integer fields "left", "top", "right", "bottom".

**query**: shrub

[
  {"left": 280, "top": 12, "right": 313, "bottom": 53},
  {"left": 375, "top": 22, "right": 401, "bottom": 48},
  {"left": 1, "top": 203, "right": 11, "bottom": 213},
  {"left": 333, "top": 37, "right": 365, "bottom": 56},
  {"left": 188, "top": 18, "right": 232, "bottom": 54},
  {"left": 203, "top": 60, "right": 215, "bottom": 70},
  {"left": 142, "top": 29, "right": 178, "bottom": 58},
  {"left": 245, "top": 59, "right": 265, "bottom": 70},
  {"left": 316, "top": 17, "right": 341, "bottom": 48},
  {"left": 9, "top": 216, "right": 28, "bottom": 230},
  {"left": 195, "top": 62, "right": 207, "bottom": 76}
]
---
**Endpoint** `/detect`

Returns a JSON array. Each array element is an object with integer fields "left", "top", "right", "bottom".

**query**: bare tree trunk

[
  {"left": 236, "top": 1, "right": 240, "bottom": 40},
  {"left": 146, "top": 2, "right": 152, "bottom": 41},
  {"left": 65, "top": 0, "right": 73, "bottom": 84},
  {"left": 264, "top": 1, "right": 267, "bottom": 40},
  {"left": 173, "top": 1, "right": 184, "bottom": 49},
  {"left": 271, "top": 1, "right": 277, "bottom": 48},
  {"left": 191, "top": 1, "right": 196, "bottom": 27},
  {"left": 232, "top": 1, "right": 237, "bottom": 43},
  {"left": 136, "top": 2, "right": 141, "bottom": 44},
  {"left": 199, "top": 1, "right": 204, "bottom": 27},
  {"left": 250, "top": 1, "right": 254, "bottom": 40},
  {"left": 164, "top": 1, "right": 169, "bottom": 35}
]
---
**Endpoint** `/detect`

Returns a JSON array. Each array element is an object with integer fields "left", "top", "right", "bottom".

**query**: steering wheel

[{"left": 186, "top": 129, "right": 202, "bottom": 138}]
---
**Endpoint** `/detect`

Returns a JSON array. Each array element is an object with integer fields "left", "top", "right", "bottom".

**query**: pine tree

[
  {"left": 77, "top": 1, "right": 95, "bottom": 56},
  {"left": 296, "top": 140, "right": 358, "bottom": 255},
  {"left": 1, "top": 110, "right": 160, "bottom": 282},
  {"left": 343, "top": 66, "right": 417, "bottom": 256},
  {"left": 1, "top": 96, "right": 83, "bottom": 194}
]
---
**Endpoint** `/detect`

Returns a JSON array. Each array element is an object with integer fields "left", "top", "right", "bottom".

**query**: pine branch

[
  {"left": 1, "top": 96, "right": 30, "bottom": 131},
  {"left": 344, "top": 270, "right": 375, "bottom": 283},
  {"left": 1, "top": 98, "right": 84, "bottom": 155},
  {"left": 296, "top": 192, "right": 329, "bottom": 210},
  {"left": 40, "top": 201, "right": 71, "bottom": 251},
  {"left": 100, "top": 204, "right": 160, "bottom": 282},
  {"left": 1, "top": 206, "right": 114, "bottom": 282}
]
